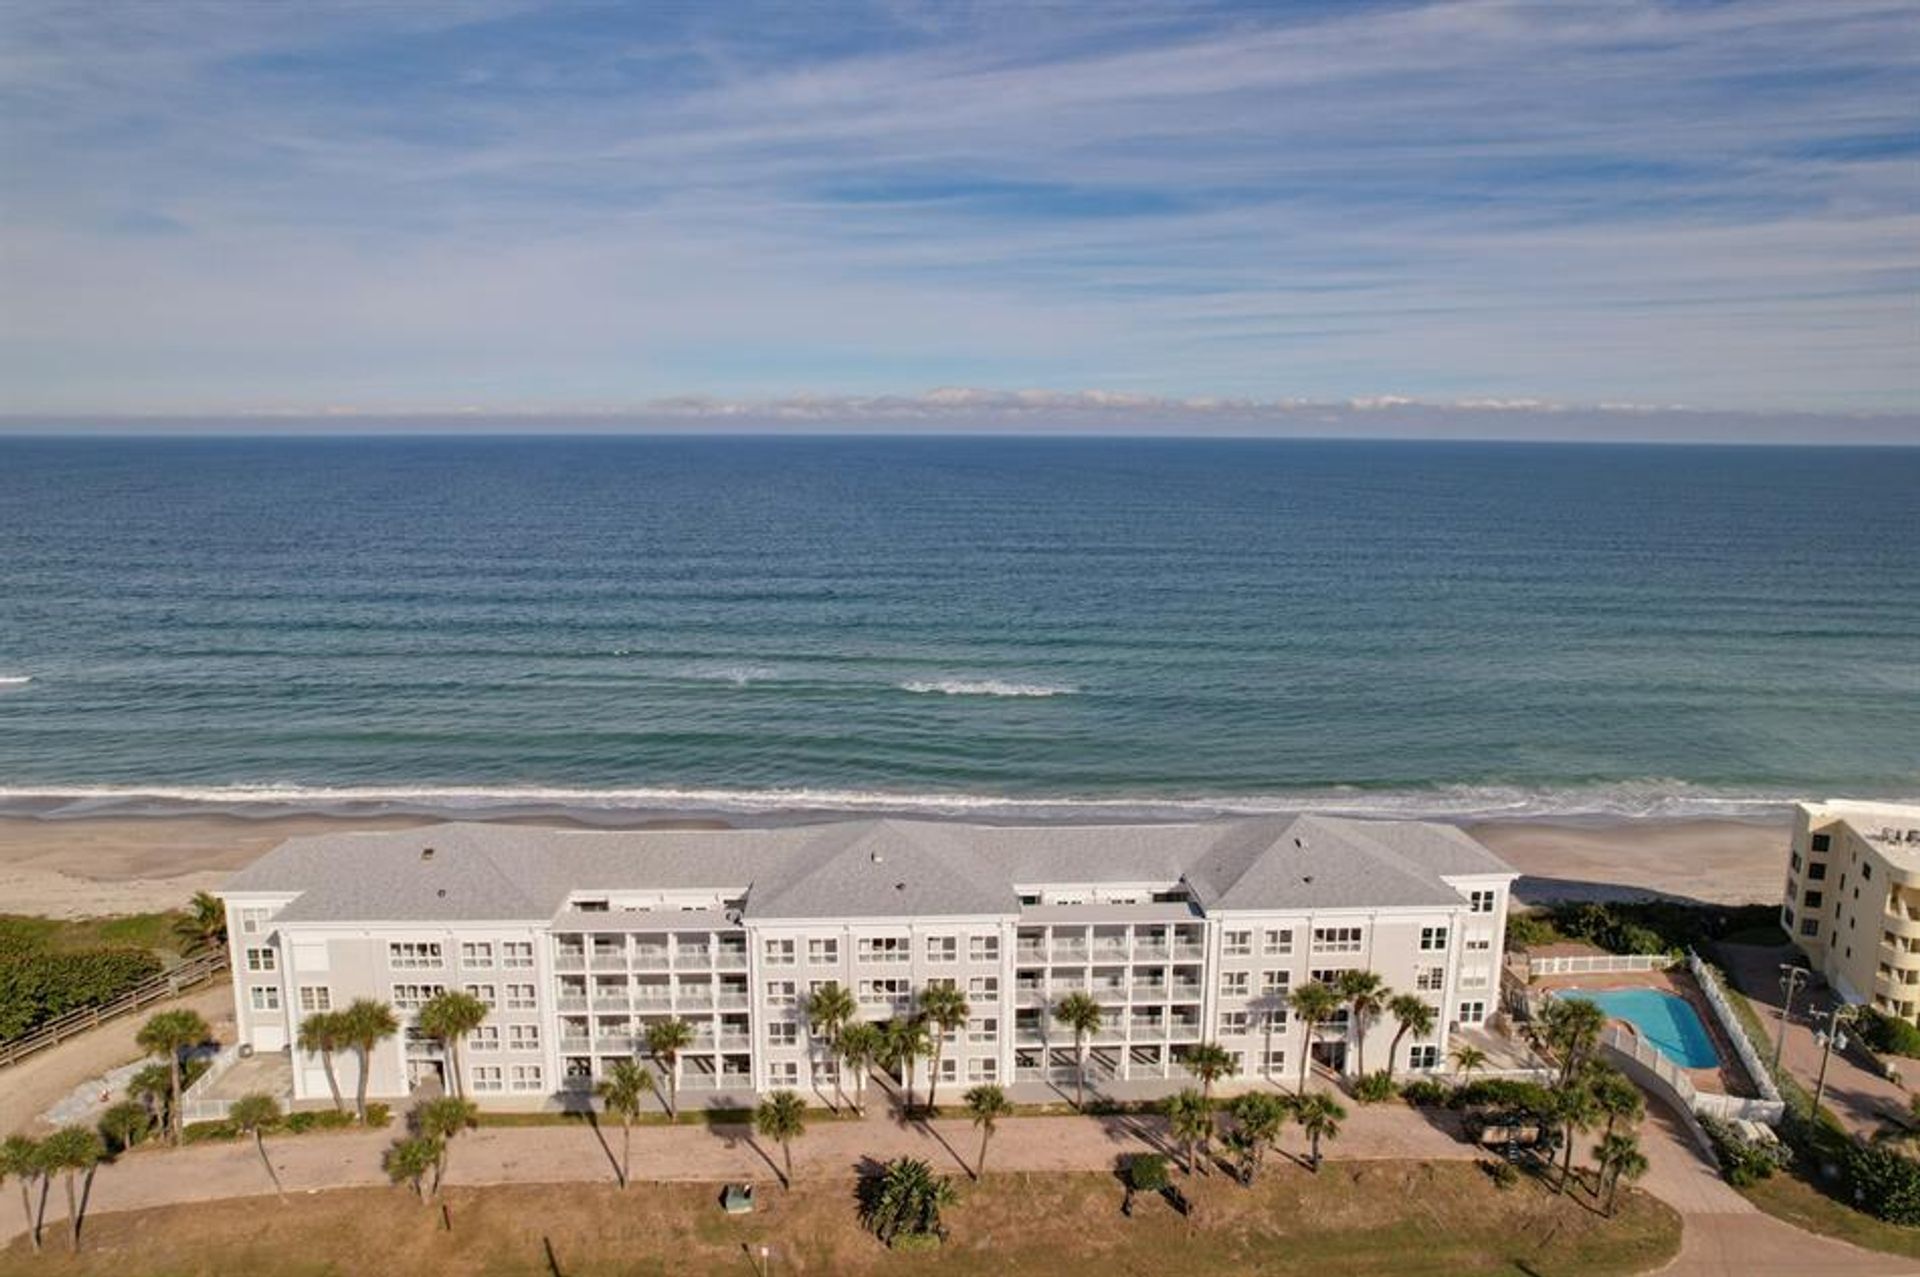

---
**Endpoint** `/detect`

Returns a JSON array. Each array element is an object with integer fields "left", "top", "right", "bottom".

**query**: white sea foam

[
  {"left": 0, "top": 779, "right": 1872, "bottom": 825},
  {"left": 0, "top": 676, "right": 31, "bottom": 688},
  {"left": 898, "top": 679, "right": 1077, "bottom": 697}
]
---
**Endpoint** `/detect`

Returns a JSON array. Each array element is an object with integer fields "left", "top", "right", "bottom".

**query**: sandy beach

[{"left": 0, "top": 810, "right": 1790, "bottom": 919}]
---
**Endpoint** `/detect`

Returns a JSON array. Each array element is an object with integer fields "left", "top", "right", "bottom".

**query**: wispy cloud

[{"left": 1, "top": 1, "right": 1916, "bottom": 428}]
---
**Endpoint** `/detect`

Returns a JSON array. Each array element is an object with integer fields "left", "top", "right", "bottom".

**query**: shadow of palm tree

[{"left": 580, "top": 1108, "right": 623, "bottom": 1185}]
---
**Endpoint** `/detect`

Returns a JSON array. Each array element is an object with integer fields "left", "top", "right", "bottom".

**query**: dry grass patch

[{"left": 0, "top": 1161, "right": 1677, "bottom": 1277}]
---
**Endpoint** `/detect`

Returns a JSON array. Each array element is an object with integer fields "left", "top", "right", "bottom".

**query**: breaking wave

[{"left": 897, "top": 679, "right": 1078, "bottom": 698}]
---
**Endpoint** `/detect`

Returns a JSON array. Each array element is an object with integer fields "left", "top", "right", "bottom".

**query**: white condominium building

[
  {"left": 218, "top": 815, "right": 1516, "bottom": 1107},
  {"left": 1782, "top": 800, "right": 1920, "bottom": 1016}
]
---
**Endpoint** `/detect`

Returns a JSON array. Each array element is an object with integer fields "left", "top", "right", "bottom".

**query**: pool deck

[{"left": 1534, "top": 966, "right": 1759, "bottom": 1099}]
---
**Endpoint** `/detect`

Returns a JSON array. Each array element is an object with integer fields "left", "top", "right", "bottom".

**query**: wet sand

[{"left": 0, "top": 810, "right": 1790, "bottom": 918}]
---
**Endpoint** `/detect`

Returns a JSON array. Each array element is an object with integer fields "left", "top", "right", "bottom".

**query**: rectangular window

[
  {"left": 1220, "top": 971, "right": 1250, "bottom": 997},
  {"left": 1223, "top": 930, "right": 1252, "bottom": 957},
  {"left": 1415, "top": 967, "right": 1446, "bottom": 992},
  {"left": 970, "top": 935, "right": 1000, "bottom": 962},
  {"left": 1263, "top": 1049, "right": 1287, "bottom": 1072},
  {"left": 1460, "top": 967, "right": 1491, "bottom": 990},
  {"left": 938, "top": 1057, "right": 958, "bottom": 1082},
  {"left": 763, "top": 939, "right": 796, "bottom": 966},
  {"left": 968, "top": 1057, "right": 999, "bottom": 1082},
  {"left": 1218, "top": 1010, "right": 1250, "bottom": 1035},
  {"left": 1262, "top": 929, "right": 1294, "bottom": 956},
  {"left": 856, "top": 936, "right": 911, "bottom": 963},
  {"left": 249, "top": 986, "right": 281, "bottom": 1012},
  {"left": 508, "top": 1024, "right": 540, "bottom": 1050},
  {"left": 502, "top": 942, "right": 535, "bottom": 969},
  {"left": 926, "top": 935, "right": 958, "bottom": 963},
  {"left": 808, "top": 938, "right": 839, "bottom": 965},
  {"left": 768, "top": 1022, "right": 799, "bottom": 1047},
  {"left": 1311, "top": 927, "right": 1363, "bottom": 954},
  {"left": 1864, "top": 862, "right": 1874, "bottom": 881},
  {"left": 1469, "top": 890, "right": 1497, "bottom": 914},
  {"left": 1811, "top": 833, "right": 1831, "bottom": 852},
  {"left": 1458, "top": 1000, "right": 1487, "bottom": 1025},
  {"left": 471, "top": 1065, "right": 504, "bottom": 1092},
  {"left": 388, "top": 942, "right": 444, "bottom": 970},
  {"left": 968, "top": 1017, "right": 998, "bottom": 1044},
  {"left": 1790, "top": 851, "right": 1803, "bottom": 873},
  {"left": 505, "top": 983, "right": 537, "bottom": 1010},
  {"left": 1808, "top": 862, "right": 1828, "bottom": 881},
  {"left": 239, "top": 908, "right": 268, "bottom": 936},
  {"left": 765, "top": 980, "right": 797, "bottom": 1006},
  {"left": 1464, "top": 935, "right": 1492, "bottom": 952},
  {"left": 858, "top": 977, "right": 911, "bottom": 1002},
  {"left": 510, "top": 1065, "right": 544, "bottom": 1091},
  {"left": 1804, "top": 890, "right": 1824, "bottom": 909},
  {"left": 1309, "top": 968, "right": 1351, "bottom": 985},
  {"left": 390, "top": 984, "right": 445, "bottom": 1010},
  {"left": 470, "top": 1026, "right": 501, "bottom": 1052},
  {"left": 298, "top": 985, "right": 331, "bottom": 1012},
  {"left": 1800, "top": 919, "right": 1820, "bottom": 938},
  {"left": 245, "top": 947, "right": 277, "bottom": 972},
  {"left": 464, "top": 984, "right": 496, "bottom": 1006},
  {"left": 1408, "top": 1044, "right": 1440, "bottom": 1070},
  {"left": 769, "top": 1061, "right": 800, "bottom": 1086},
  {"left": 1419, "top": 927, "right": 1449, "bottom": 952},
  {"left": 968, "top": 976, "right": 999, "bottom": 999},
  {"left": 1259, "top": 969, "right": 1290, "bottom": 995},
  {"left": 460, "top": 942, "right": 494, "bottom": 968}
]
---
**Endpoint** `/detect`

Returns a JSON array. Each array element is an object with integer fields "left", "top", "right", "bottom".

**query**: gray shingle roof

[{"left": 221, "top": 814, "right": 1513, "bottom": 923}]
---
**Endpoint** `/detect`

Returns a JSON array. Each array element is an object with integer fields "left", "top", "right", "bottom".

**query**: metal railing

[
  {"left": 1527, "top": 953, "right": 1674, "bottom": 977},
  {"left": 0, "top": 951, "right": 229, "bottom": 1069}
]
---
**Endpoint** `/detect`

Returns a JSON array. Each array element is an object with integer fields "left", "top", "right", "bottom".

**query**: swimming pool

[{"left": 1555, "top": 988, "right": 1720, "bottom": 1069}]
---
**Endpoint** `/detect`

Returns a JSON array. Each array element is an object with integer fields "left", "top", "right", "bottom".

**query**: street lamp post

[
  {"left": 1775, "top": 965, "right": 1810, "bottom": 1073},
  {"left": 1812, "top": 1004, "right": 1861, "bottom": 1116}
]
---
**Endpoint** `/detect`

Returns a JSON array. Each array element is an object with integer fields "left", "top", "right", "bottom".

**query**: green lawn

[
  {"left": 1740, "top": 1170, "right": 1920, "bottom": 1260},
  {"left": 0, "top": 910, "right": 194, "bottom": 959}
]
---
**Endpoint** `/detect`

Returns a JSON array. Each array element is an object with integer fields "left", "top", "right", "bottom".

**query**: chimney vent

[{"left": 421, "top": 847, "right": 436, "bottom": 862}]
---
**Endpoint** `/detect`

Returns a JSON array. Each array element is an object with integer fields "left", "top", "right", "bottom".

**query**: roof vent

[
  {"left": 421, "top": 847, "right": 436, "bottom": 862},
  {"left": 1302, "top": 874, "right": 1314, "bottom": 884},
  {"left": 436, "top": 888, "right": 447, "bottom": 898},
  {"left": 1294, "top": 838, "right": 1306, "bottom": 849},
  {"left": 895, "top": 881, "right": 907, "bottom": 892},
  {"left": 870, "top": 850, "right": 884, "bottom": 864}
]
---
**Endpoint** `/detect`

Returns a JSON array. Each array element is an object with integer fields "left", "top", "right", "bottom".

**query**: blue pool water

[{"left": 1559, "top": 989, "right": 1720, "bottom": 1069}]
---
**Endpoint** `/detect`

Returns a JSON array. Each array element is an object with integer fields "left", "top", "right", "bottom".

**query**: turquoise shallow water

[
  {"left": 0, "top": 436, "right": 1914, "bottom": 821},
  {"left": 1558, "top": 989, "right": 1720, "bottom": 1069}
]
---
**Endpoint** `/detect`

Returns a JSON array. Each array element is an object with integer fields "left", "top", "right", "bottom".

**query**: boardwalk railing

[
  {"left": 0, "top": 950, "right": 228, "bottom": 1069},
  {"left": 180, "top": 1043, "right": 244, "bottom": 1124},
  {"left": 1687, "top": 948, "right": 1783, "bottom": 1104},
  {"left": 1527, "top": 953, "right": 1675, "bottom": 978},
  {"left": 1601, "top": 1022, "right": 1785, "bottom": 1134}
]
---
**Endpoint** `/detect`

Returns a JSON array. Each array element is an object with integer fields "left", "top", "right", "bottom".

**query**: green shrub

[
  {"left": 1401, "top": 1079, "right": 1451, "bottom": 1107},
  {"left": 1126, "top": 1152, "right": 1170, "bottom": 1194},
  {"left": 1487, "top": 1159, "right": 1520, "bottom": 1189},
  {"left": 183, "top": 1120, "right": 238, "bottom": 1144},
  {"left": 1858, "top": 1009, "right": 1920, "bottom": 1060},
  {"left": 1351, "top": 1071, "right": 1398, "bottom": 1104},
  {"left": 1700, "top": 1114, "right": 1790, "bottom": 1187},
  {"left": 365, "top": 1101, "right": 393, "bottom": 1128},
  {"left": 1848, "top": 1142, "right": 1920, "bottom": 1225},
  {"left": 0, "top": 945, "right": 164, "bottom": 1037},
  {"left": 1452, "top": 1078, "right": 1556, "bottom": 1118},
  {"left": 1504, "top": 913, "right": 1556, "bottom": 951},
  {"left": 284, "top": 1109, "right": 355, "bottom": 1135}
]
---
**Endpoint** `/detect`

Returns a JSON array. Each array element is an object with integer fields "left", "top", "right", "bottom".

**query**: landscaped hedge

[
  {"left": 0, "top": 928, "right": 164, "bottom": 1038},
  {"left": 1848, "top": 1143, "right": 1920, "bottom": 1225},
  {"left": 1513, "top": 901, "right": 1785, "bottom": 958},
  {"left": 1858, "top": 1009, "right": 1920, "bottom": 1060}
]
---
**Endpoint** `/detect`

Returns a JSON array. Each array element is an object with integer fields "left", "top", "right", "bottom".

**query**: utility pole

[
  {"left": 1812, "top": 1004, "right": 1860, "bottom": 1116},
  {"left": 1775, "top": 965, "right": 1810, "bottom": 1073}
]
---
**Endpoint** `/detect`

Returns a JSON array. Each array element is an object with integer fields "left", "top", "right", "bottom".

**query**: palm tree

[
  {"left": 882, "top": 1016, "right": 934, "bottom": 1114},
  {"left": 1590, "top": 1065, "right": 1644, "bottom": 1140},
  {"left": 384, "top": 1136, "right": 439, "bottom": 1200},
  {"left": 596, "top": 1059, "right": 656, "bottom": 1189},
  {"left": 1385, "top": 994, "right": 1437, "bottom": 1076},
  {"left": 1294, "top": 1092, "right": 1345, "bottom": 1173},
  {"left": 413, "top": 1096, "right": 478, "bottom": 1198},
  {"left": 135, "top": 1007, "right": 209, "bottom": 1145},
  {"left": 1594, "top": 1131, "right": 1649, "bottom": 1216},
  {"left": 36, "top": 1126, "right": 102, "bottom": 1253},
  {"left": 1288, "top": 981, "right": 1341, "bottom": 1093},
  {"left": 963, "top": 1083, "right": 1011, "bottom": 1180},
  {"left": 804, "top": 981, "right": 857, "bottom": 1110},
  {"left": 1449, "top": 1042, "right": 1489, "bottom": 1082},
  {"left": 97, "top": 1101, "right": 151, "bottom": 1154},
  {"left": 416, "top": 990, "right": 489, "bottom": 1099},
  {"left": 298, "top": 1010, "right": 348, "bottom": 1113},
  {"left": 859, "top": 1156, "right": 956, "bottom": 1248},
  {"left": 1552, "top": 1081, "right": 1602, "bottom": 1195},
  {"left": 1538, "top": 998, "right": 1608, "bottom": 1084},
  {"left": 1226, "top": 1091, "right": 1291, "bottom": 1185},
  {"left": 1052, "top": 991, "right": 1105, "bottom": 1111},
  {"left": 341, "top": 999, "right": 400, "bottom": 1123},
  {"left": 917, "top": 983, "right": 970, "bottom": 1112},
  {"left": 1164, "top": 1087, "right": 1212, "bottom": 1177},
  {"left": 1182, "top": 1041, "right": 1237, "bottom": 1104},
  {"left": 838, "top": 1021, "right": 884, "bottom": 1115},
  {"left": 228, "top": 1092, "right": 287, "bottom": 1203},
  {"left": 172, "top": 891, "right": 227, "bottom": 956},
  {"left": 1336, "top": 970, "right": 1389, "bottom": 1075},
  {"left": 755, "top": 1089, "right": 807, "bottom": 1191},
  {"left": 1, "top": 1135, "right": 43, "bottom": 1254},
  {"left": 644, "top": 1017, "right": 696, "bottom": 1121}
]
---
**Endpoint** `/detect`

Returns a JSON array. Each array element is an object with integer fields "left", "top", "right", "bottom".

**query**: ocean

[{"left": 0, "top": 436, "right": 1914, "bottom": 824}]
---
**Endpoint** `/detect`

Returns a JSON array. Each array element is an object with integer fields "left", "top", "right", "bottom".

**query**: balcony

[
  {"left": 1051, "top": 945, "right": 1090, "bottom": 964},
  {"left": 677, "top": 947, "right": 714, "bottom": 967},
  {"left": 716, "top": 1032, "right": 751, "bottom": 1050},
  {"left": 1013, "top": 1028, "right": 1048, "bottom": 1046},
  {"left": 632, "top": 948, "right": 671, "bottom": 970},
  {"left": 594, "top": 1035, "right": 635, "bottom": 1054},
  {"left": 1173, "top": 943, "right": 1206, "bottom": 961},
  {"left": 715, "top": 948, "right": 749, "bottom": 970},
  {"left": 677, "top": 991, "right": 715, "bottom": 1011},
  {"left": 1169, "top": 983, "right": 1203, "bottom": 1002},
  {"left": 1130, "top": 982, "right": 1167, "bottom": 999},
  {"left": 554, "top": 951, "right": 587, "bottom": 972},
  {"left": 715, "top": 992, "right": 751, "bottom": 1010},
  {"left": 589, "top": 953, "right": 627, "bottom": 971},
  {"left": 1015, "top": 945, "right": 1049, "bottom": 963},
  {"left": 555, "top": 995, "right": 589, "bottom": 1013},
  {"left": 559, "top": 1036, "right": 591, "bottom": 1054},
  {"left": 1015, "top": 986, "right": 1048, "bottom": 1006},
  {"left": 591, "top": 996, "right": 629, "bottom": 1012},
  {"left": 1133, "top": 944, "right": 1170, "bottom": 962}
]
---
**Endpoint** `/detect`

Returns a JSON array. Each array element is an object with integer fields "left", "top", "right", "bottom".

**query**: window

[
  {"left": 1808, "top": 861, "right": 1828, "bottom": 881},
  {"left": 472, "top": 1066, "right": 504, "bottom": 1092},
  {"left": 769, "top": 1061, "right": 799, "bottom": 1086},
  {"left": 1464, "top": 935, "right": 1492, "bottom": 952},
  {"left": 1262, "top": 1049, "right": 1286, "bottom": 1073},
  {"left": 1218, "top": 1010, "right": 1250, "bottom": 1035},
  {"left": 460, "top": 942, "right": 494, "bottom": 968},
  {"left": 1864, "top": 862, "right": 1874, "bottom": 881},
  {"left": 1262, "top": 929, "right": 1294, "bottom": 956},
  {"left": 391, "top": 984, "right": 445, "bottom": 1010},
  {"left": 1310, "top": 968, "right": 1351, "bottom": 985},
  {"left": 1259, "top": 970, "right": 1290, "bottom": 995},
  {"left": 505, "top": 983, "right": 537, "bottom": 1010},
  {"left": 859, "top": 977, "right": 911, "bottom": 1003},
  {"left": 503, "top": 942, "right": 535, "bottom": 969},
  {"left": 937, "top": 1056, "right": 958, "bottom": 1082},
  {"left": 509, "top": 1024, "right": 540, "bottom": 1050},
  {"left": 471, "top": 1026, "right": 501, "bottom": 1052},
  {"left": 1220, "top": 971, "right": 1250, "bottom": 997},
  {"left": 1419, "top": 927, "right": 1449, "bottom": 952},
  {"left": 249, "top": 986, "right": 281, "bottom": 1012},
  {"left": 1803, "top": 890, "right": 1824, "bottom": 909},
  {"left": 1790, "top": 852, "right": 1803, "bottom": 873},
  {"left": 1800, "top": 919, "right": 1820, "bottom": 938},
  {"left": 464, "top": 984, "right": 496, "bottom": 1006},
  {"left": 389, "top": 942, "right": 443, "bottom": 970},
  {"left": 766, "top": 980, "right": 798, "bottom": 1006},
  {"left": 239, "top": 908, "right": 268, "bottom": 936},
  {"left": 968, "top": 976, "right": 999, "bottom": 999},
  {"left": 1408, "top": 1044, "right": 1440, "bottom": 1070},
  {"left": 926, "top": 935, "right": 958, "bottom": 963},
  {"left": 763, "top": 939, "right": 796, "bottom": 966},
  {"left": 808, "top": 938, "right": 839, "bottom": 964},
  {"left": 298, "top": 985, "right": 332, "bottom": 1013},
  {"left": 856, "top": 936, "right": 911, "bottom": 963},
  {"left": 768, "top": 1022, "right": 799, "bottom": 1047},
  {"left": 1311, "top": 927, "right": 1363, "bottom": 954},
  {"left": 970, "top": 935, "right": 1000, "bottom": 962},
  {"left": 244, "top": 947, "right": 277, "bottom": 972},
  {"left": 968, "top": 1057, "right": 999, "bottom": 1082},
  {"left": 1460, "top": 966, "right": 1491, "bottom": 990},
  {"left": 1415, "top": 967, "right": 1446, "bottom": 992},
  {"left": 510, "top": 1065, "right": 543, "bottom": 1091},
  {"left": 1458, "top": 1000, "right": 1486, "bottom": 1025},
  {"left": 1223, "top": 930, "right": 1252, "bottom": 957},
  {"left": 1812, "top": 833, "right": 1831, "bottom": 852},
  {"left": 1470, "top": 890, "right": 1497, "bottom": 914},
  {"left": 968, "top": 1017, "right": 998, "bottom": 1044}
]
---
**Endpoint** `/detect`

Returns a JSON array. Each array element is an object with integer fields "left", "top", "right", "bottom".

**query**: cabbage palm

[
  {"left": 804, "top": 981, "right": 857, "bottom": 1110},
  {"left": 384, "top": 1135, "right": 439, "bottom": 1200},
  {"left": 644, "top": 1017, "right": 696, "bottom": 1120},
  {"left": 97, "top": 1100, "right": 151, "bottom": 1154},
  {"left": 1052, "top": 991, "right": 1105, "bottom": 1112},
  {"left": 413, "top": 1096, "right": 478, "bottom": 1197},
  {"left": 1294, "top": 1092, "right": 1345, "bottom": 1173},
  {"left": 298, "top": 1010, "right": 348, "bottom": 1112},
  {"left": 1538, "top": 997, "right": 1608, "bottom": 1084},
  {"left": 963, "top": 1083, "right": 1011, "bottom": 1180},
  {"left": 228, "top": 1092, "right": 287, "bottom": 1203},
  {"left": 859, "top": 1156, "right": 956, "bottom": 1248},
  {"left": 917, "top": 983, "right": 970, "bottom": 1112},
  {"left": 37, "top": 1126, "right": 103, "bottom": 1253},
  {"left": 1226, "top": 1091, "right": 1290, "bottom": 1185},
  {"left": 882, "top": 1016, "right": 934, "bottom": 1113},
  {"left": 1594, "top": 1131, "right": 1649, "bottom": 1216},
  {"left": 1164, "top": 1087, "right": 1213, "bottom": 1177},
  {"left": 1336, "top": 970, "right": 1389, "bottom": 1075},
  {"left": 172, "top": 891, "right": 227, "bottom": 956},
  {"left": 416, "top": 990, "right": 489, "bottom": 1099},
  {"left": 755, "top": 1089, "right": 807, "bottom": 1191},
  {"left": 1, "top": 1134, "right": 44, "bottom": 1254},
  {"left": 1288, "top": 981, "right": 1341, "bottom": 1094},
  {"left": 1591, "top": 1065, "right": 1644, "bottom": 1140},
  {"left": 1385, "top": 994, "right": 1437, "bottom": 1076},
  {"left": 135, "top": 1007, "right": 209, "bottom": 1145},
  {"left": 1449, "top": 1042, "right": 1489, "bottom": 1081},
  {"left": 1552, "top": 1081, "right": 1602, "bottom": 1195},
  {"left": 838, "top": 1021, "right": 883, "bottom": 1115},
  {"left": 596, "top": 1058, "right": 657, "bottom": 1189},
  {"left": 341, "top": 999, "right": 400, "bottom": 1123}
]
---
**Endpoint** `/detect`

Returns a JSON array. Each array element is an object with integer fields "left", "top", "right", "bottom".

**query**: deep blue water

[
  {"left": 0, "top": 436, "right": 1914, "bottom": 821},
  {"left": 1557, "top": 989, "right": 1720, "bottom": 1069}
]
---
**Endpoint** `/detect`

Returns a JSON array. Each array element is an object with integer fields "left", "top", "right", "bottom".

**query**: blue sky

[{"left": 1, "top": 0, "right": 1916, "bottom": 438}]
